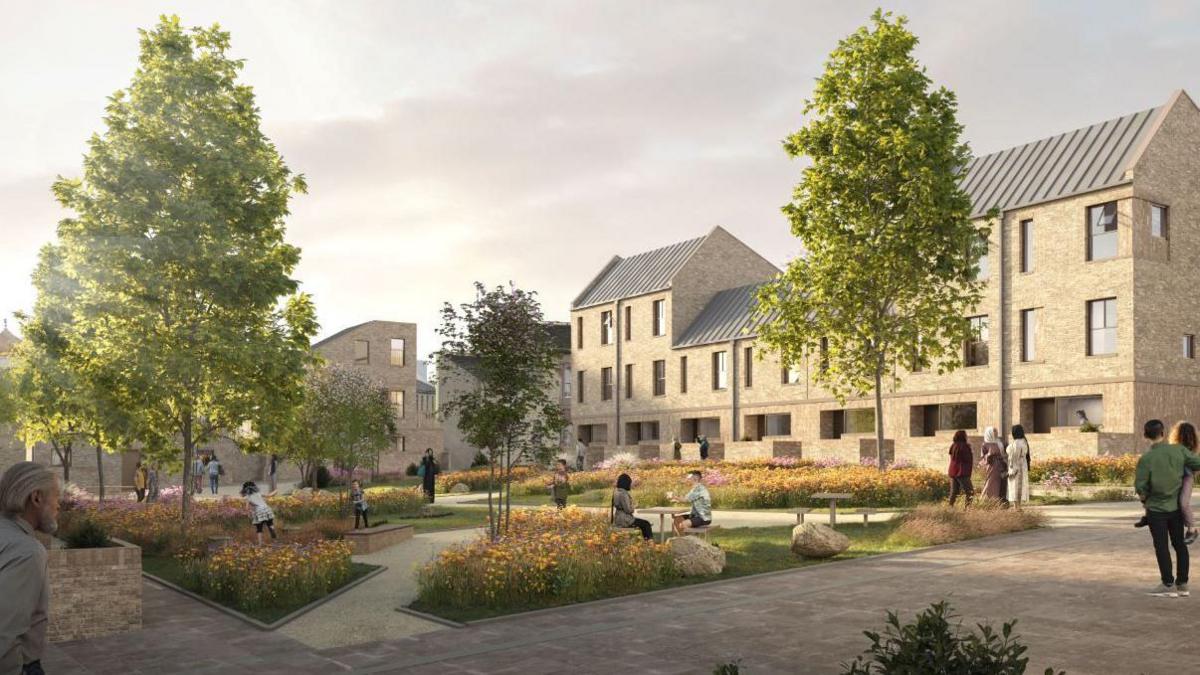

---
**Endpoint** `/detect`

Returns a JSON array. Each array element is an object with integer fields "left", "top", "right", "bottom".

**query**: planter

[{"left": 47, "top": 537, "right": 142, "bottom": 642}]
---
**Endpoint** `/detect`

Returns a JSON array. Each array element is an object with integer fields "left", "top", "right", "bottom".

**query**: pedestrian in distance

[
  {"left": 192, "top": 453, "right": 206, "bottom": 495},
  {"left": 239, "top": 481, "right": 277, "bottom": 545},
  {"left": 698, "top": 436, "right": 710, "bottom": 461},
  {"left": 268, "top": 454, "right": 279, "bottom": 494},
  {"left": 205, "top": 452, "right": 222, "bottom": 495},
  {"left": 947, "top": 429, "right": 974, "bottom": 506},
  {"left": 419, "top": 449, "right": 440, "bottom": 503},
  {"left": 978, "top": 426, "right": 1007, "bottom": 502},
  {"left": 146, "top": 462, "right": 160, "bottom": 503},
  {"left": 672, "top": 436, "right": 682, "bottom": 461},
  {"left": 1135, "top": 418, "right": 1200, "bottom": 597},
  {"left": 350, "top": 480, "right": 370, "bottom": 529},
  {"left": 548, "top": 459, "right": 570, "bottom": 509},
  {"left": 575, "top": 437, "right": 587, "bottom": 471},
  {"left": 133, "top": 459, "right": 149, "bottom": 503},
  {"left": 1005, "top": 425, "right": 1031, "bottom": 507},
  {"left": 0, "top": 462, "right": 60, "bottom": 675}
]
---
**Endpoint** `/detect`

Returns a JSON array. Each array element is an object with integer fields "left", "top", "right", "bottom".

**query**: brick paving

[{"left": 44, "top": 505, "right": 1193, "bottom": 674}]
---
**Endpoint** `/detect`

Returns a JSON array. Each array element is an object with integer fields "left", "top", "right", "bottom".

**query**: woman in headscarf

[
  {"left": 611, "top": 473, "right": 653, "bottom": 540},
  {"left": 1006, "top": 424, "right": 1031, "bottom": 507},
  {"left": 978, "top": 426, "right": 1007, "bottom": 502},
  {"left": 947, "top": 429, "right": 975, "bottom": 506}
]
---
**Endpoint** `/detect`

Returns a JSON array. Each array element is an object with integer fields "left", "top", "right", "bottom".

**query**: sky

[{"left": 3, "top": 0, "right": 1200, "bottom": 364}]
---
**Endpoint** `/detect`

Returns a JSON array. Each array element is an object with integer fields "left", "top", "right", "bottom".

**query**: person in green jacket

[{"left": 1134, "top": 419, "right": 1200, "bottom": 598}]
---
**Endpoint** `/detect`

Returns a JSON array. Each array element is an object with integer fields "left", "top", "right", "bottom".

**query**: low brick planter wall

[
  {"left": 48, "top": 538, "right": 142, "bottom": 642},
  {"left": 343, "top": 523, "right": 414, "bottom": 555}
]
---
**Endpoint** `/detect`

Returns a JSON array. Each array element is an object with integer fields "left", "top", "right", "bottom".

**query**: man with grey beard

[{"left": 0, "top": 462, "right": 59, "bottom": 675}]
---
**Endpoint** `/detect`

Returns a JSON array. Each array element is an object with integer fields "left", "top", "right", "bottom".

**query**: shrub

[
  {"left": 416, "top": 508, "right": 675, "bottom": 612},
  {"left": 841, "top": 601, "right": 1062, "bottom": 674},
  {"left": 179, "top": 540, "right": 353, "bottom": 612},
  {"left": 406, "top": 463, "right": 419, "bottom": 476},
  {"left": 1029, "top": 455, "right": 1137, "bottom": 484},
  {"left": 314, "top": 465, "right": 333, "bottom": 489},
  {"left": 1041, "top": 470, "right": 1076, "bottom": 492},
  {"left": 888, "top": 502, "right": 1047, "bottom": 548},
  {"left": 62, "top": 517, "right": 111, "bottom": 549},
  {"left": 713, "top": 661, "right": 742, "bottom": 674},
  {"left": 470, "top": 450, "right": 490, "bottom": 468}
]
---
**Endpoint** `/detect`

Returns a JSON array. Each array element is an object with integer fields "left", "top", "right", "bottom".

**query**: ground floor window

[
  {"left": 624, "top": 421, "right": 660, "bottom": 444},
  {"left": 1020, "top": 395, "right": 1103, "bottom": 433},
  {"left": 821, "top": 408, "right": 875, "bottom": 439},
  {"left": 909, "top": 402, "right": 978, "bottom": 437},
  {"left": 578, "top": 424, "right": 608, "bottom": 444}
]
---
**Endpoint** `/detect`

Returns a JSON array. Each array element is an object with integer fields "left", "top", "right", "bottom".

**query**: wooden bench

[
  {"left": 343, "top": 523, "right": 415, "bottom": 555},
  {"left": 859, "top": 508, "right": 879, "bottom": 526},
  {"left": 682, "top": 524, "right": 722, "bottom": 541},
  {"left": 788, "top": 508, "right": 814, "bottom": 524}
]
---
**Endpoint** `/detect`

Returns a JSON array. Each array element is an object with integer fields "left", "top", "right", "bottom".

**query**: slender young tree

[
  {"left": 755, "top": 10, "right": 993, "bottom": 469},
  {"left": 436, "top": 283, "right": 568, "bottom": 540},
  {"left": 48, "top": 16, "right": 316, "bottom": 522}
]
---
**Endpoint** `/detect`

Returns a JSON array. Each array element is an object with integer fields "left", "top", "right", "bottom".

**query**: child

[
  {"left": 351, "top": 479, "right": 370, "bottom": 529},
  {"left": 548, "top": 459, "right": 570, "bottom": 509},
  {"left": 239, "top": 481, "right": 277, "bottom": 545}
]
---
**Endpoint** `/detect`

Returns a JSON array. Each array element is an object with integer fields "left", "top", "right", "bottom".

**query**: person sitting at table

[
  {"left": 611, "top": 473, "right": 653, "bottom": 540},
  {"left": 670, "top": 470, "right": 712, "bottom": 536}
]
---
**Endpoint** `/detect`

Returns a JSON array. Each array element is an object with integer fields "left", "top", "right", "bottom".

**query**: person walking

[
  {"left": 419, "top": 449, "right": 440, "bottom": 503},
  {"left": 268, "top": 454, "right": 279, "bottom": 494},
  {"left": 1005, "top": 425, "right": 1031, "bottom": 507},
  {"left": 575, "top": 438, "right": 587, "bottom": 472},
  {"left": 978, "top": 427, "right": 1007, "bottom": 502},
  {"left": 133, "top": 460, "right": 149, "bottom": 503},
  {"left": 192, "top": 453, "right": 205, "bottom": 495},
  {"left": 698, "top": 436, "right": 710, "bottom": 461},
  {"left": 947, "top": 430, "right": 975, "bottom": 506},
  {"left": 1135, "top": 419, "right": 1200, "bottom": 597},
  {"left": 0, "top": 462, "right": 59, "bottom": 675},
  {"left": 672, "top": 436, "right": 682, "bottom": 461},
  {"left": 611, "top": 473, "right": 652, "bottom": 540},
  {"left": 146, "top": 463, "right": 160, "bottom": 503},
  {"left": 548, "top": 459, "right": 570, "bottom": 509},
  {"left": 205, "top": 452, "right": 222, "bottom": 495}
]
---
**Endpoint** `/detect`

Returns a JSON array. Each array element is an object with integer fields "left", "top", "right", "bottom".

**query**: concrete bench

[
  {"left": 682, "top": 524, "right": 721, "bottom": 541},
  {"left": 859, "top": 508, "right": 879, "bottom": 526},
  {"left": 788, "top": 508, "right": 814, "bottom": 524},
  {"left": 343, "top": 523, "right": 415, "bottom": 555}
]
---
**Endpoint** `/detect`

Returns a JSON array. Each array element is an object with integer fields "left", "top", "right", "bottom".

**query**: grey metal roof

[
  {"left": 416, "top": 380, "right": 435, "bottom": 395},
  {"left": 572, "top": 235, "right": 706, "bottom": 309},
  {"left": 674, "top": 282, "right": 777, "bottom": 348},
  {"left": 961, "top": 106, "right": 1161, "bottom": 218}
]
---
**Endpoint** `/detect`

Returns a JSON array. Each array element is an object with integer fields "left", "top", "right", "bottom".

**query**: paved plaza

[{"left": 43, "top": 501, "right": 1193, "bottom": 674}]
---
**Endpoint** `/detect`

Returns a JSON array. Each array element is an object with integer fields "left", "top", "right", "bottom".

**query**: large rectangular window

[
  {"left": 653, "top": 360, "right": 666, "bottom": 396},
  {"left": 624, "top": 305, "right": 632, "bottom": 341},
  {"left": 965, "top": 315, "right": 989, "bottom": 367},
  {"left": 1020, "top": 219, "right": 1034, "bottom": 273},
  {"left": 743, "top": 347, "right": 753, "bottom": 388},
  {"left": 354, "top": 339, "right": 369, "bottom": 365},
  {"left": 601, "top": 367, "right": 613, "bottom": 400},
  {"left": 1152, "top": 204, "right": 1169, "bottom": 239},
  {"left": 576, "top": 317, "right": 583, "bottom": 349},
  {"left": 712, "top": 351, "right": 728, "bottom": 390},
  {"left": 600, "top": 311, "right": 613, "bottom": 345},
  {"left": 390, "top": 338, "right": 405, "bottom": 366},
  {"left": 653, "top": 300, "right": 666, "bottom": 336},
  {"left": 577, "top": 370, "right": 585, "bottom": 403},
  {"left": 1087, "top": 298, "right": 1117, "bottom": 356},
  {"left": 1020, "top": 309, "right": 1038, "bottom": 362},
  {"left": 624, "top": 363, "right": 633, "bottom": 399},
  {"left": 844, "top": 409, "right": 876, "bottom": 435},
  {"left": 1087, "top": 202, "right": 1118, "bottom": 261},
  {"left": 389, "top": 390, "right": 404, "bottom": 419},
  {"left": 680, "top": 356, "right": 688, "bottom": 393},
  {"left": 911, "top": 402, "right": 978, "bottom": 437}
]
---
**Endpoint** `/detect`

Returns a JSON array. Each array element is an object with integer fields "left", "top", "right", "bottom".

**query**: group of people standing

[{"left": 945, "top": 425, "right": 1032, "bottom": 507}]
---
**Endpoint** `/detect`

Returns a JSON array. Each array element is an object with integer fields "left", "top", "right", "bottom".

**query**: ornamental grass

[
  {"left": 1029, "top": 455, "right": 1138, "bottom": 484},
  {"left": 887, "top": 502, "right": 1047, "bottom": 547},
  {"left": 178, "top": 540, "right": 354, "bottom": 612},
  {"left": 415, "top": 507, "right": 674, "bottom": 612}
]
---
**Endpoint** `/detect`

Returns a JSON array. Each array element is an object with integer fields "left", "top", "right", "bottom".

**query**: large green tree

[
  {"left": 48, "top": 16, "right": 316, "bottom": 520},
  {"left": 755, "top": 10, "right": 992, "bottom": 468},
  {"left": 436, "top": 283, "right": 567, "bottom": 540}
]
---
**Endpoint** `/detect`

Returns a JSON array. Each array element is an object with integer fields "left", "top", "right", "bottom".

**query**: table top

[
  {"left": 811, "top": 492, "right": 853, "bottom": 499},
  {"left": 638, "top": 507, "right": 691, "bottom": 515}
]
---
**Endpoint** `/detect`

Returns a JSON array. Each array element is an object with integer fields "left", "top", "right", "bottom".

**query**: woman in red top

[{"left": 947, "top": 429, "right": 975, "bottom": 506}]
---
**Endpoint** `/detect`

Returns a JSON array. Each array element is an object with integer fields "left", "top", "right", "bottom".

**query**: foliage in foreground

[
  {"left": 61, "top": 517, "right": 111, "bottom": 549},
  {"left": 887, "top": 502, "right": 1047, "bottom": 548},
  {"left": 842, "top": 601, "right": 1063, "bottom": 675},
  {"left": 415, "top": 508, "right": 674, "bottom": 612},
  {"left": 179, "top": 540, "right": 353, "bottom": 613}
]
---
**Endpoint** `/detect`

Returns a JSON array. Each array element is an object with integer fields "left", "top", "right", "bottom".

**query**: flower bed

[
  {"left": 178, "top": 540, "right": 354, "bottom": 613},
  {"left": 1029, "top": 455, "right": 1138, "bottom": 484},
  {"left": 434, "top": 466, "right": 538, "bottom": 493},
  {"left": 414, "top": 508, "right": 674, "bottom": 614}
]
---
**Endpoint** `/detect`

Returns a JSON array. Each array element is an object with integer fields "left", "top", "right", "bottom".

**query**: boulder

[
  {"left": 790, "top": 523, "right": 850, "bottom": 559},
  {"left": 669, "top": 535, "right": 726, "bottom": 576},
  {"left": 293, "top": 487, "right": 315, "bottom": 498},
  {"left": 449, "top": 483, "right": 470, "bottom": 494}
]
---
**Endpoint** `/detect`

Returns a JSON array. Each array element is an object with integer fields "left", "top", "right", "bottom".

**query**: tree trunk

[
  {"left": 874, "top": 359, "right": 886, "bottom": 472},
  {"left": 181, "top": 414, "right": 194, "bottom": 528},
  {"left": 95, "top": 445, "right": 106, "bottom": 501},
  {"left": 503, "top": 442, "right": 512, "bottom": 533},
  {"left": 487, "top": 450, "right": 497, "bottom": 542}
]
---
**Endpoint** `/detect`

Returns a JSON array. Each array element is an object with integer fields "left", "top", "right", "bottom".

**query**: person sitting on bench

[
  {"left": 670, "top": 470, "right": 712, "bottom": 536},
  {"left": 611, "top": 473, "right": 653, "bottom": 540}
]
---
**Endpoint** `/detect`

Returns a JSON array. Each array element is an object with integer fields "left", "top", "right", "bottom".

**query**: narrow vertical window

[
  {"left": 1020, "top": 309, "right": 1038, "bottom": 362},
  {"left": 389, "top": 390, "right": 404, "bottom": 418},
  {"left": 390, "top": 338, "right": 405, "bottom": 366},
  {"left": 965, "top": 316, "right": 989, "bottom": 366},
  {"left": 743, "top": 346, "right": 753, "bottom": 388},
  {"left": 1087, "top": 298, "right": 1117, "bottom": 355},
  {"left": 653, "top": 360, "right": 666, "bottom": 396},
  {"left": 577, "top": 370, "right": 585, "bottom": 403},
  {"left": 600, "top": 311, "right": 613, "bottom": 345},
  {"left": 1152, "top": 204, "right": 1169, "bottom": 239},
  {"left": 712, "top": 351, "right": 728, "bottom": 390},
  {"left": 624, "top": 305, "right": 632, "bottom": 341},
  {"left": 1020, "top": 219, "right": 1034, "bottom": 273},
  {"left": 354, "top": 339, "right": 369, "bottom": 365},
  {"left": 624, "top": 363, "right": 633, "bottom": 399},
  {"left": 1185, "top": 334, "right": 1195, "bottom": 359},
  {"left": 653, "top": 300, "right": 666, "bottom": 336},
  {"left": 680, "top": 356, "right": 688, "bottom": 393},
  {"left": 576, "top": 317, "right": 583, "bottom": 349},
  {"left": 1087, "top": 202, "right": 1118, "bottom": 261},
  {"left": 601, "top": 367, "right": 613, "bottom": 400}
]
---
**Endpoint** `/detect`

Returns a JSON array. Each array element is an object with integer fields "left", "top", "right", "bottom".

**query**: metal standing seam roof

[
  {"left": 674, "top": 282, "right": 778, "bottom": 348},
  {"left": 571, "top": 235, "right": 707, "bottom": 309},
  {"left": 960, "top": 106, "right": 1161, "bottom": 218}
]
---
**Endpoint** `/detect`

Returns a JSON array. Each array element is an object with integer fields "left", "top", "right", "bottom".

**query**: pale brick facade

[{"left": 572, "top": 91, "right": 1200, "bottom": 467}]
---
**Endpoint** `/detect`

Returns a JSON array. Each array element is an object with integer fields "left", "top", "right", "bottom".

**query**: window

[
  {"left": 1185, "top": 335, "right": 1195, "bottom": 359},
  {"left": 653, "top": 300, "right": 666, "bottom": 336},
  {"left": 600, "top": 311, "right": 613, "bottom": 345},
  {"left": 398, "top": 435, "right": 406, "bottom": 453},
  {"left": 624, "top": 363, "right": 633, "bottom": 399},
  {"left": 712, "top": 351, "right": 728, "bottom": 390},
  {"left": 744, "top": 347, "right": 753, "bottom": 388},
  {"left": 1020, "top": 309, "right": 1038, "bottom": 362},
  {"left": 976, "top": 234, "right": 989, "bottom": 280},
  {"left": 819, "top": 337, "right": 829, "bottom": 373},
  {"left": 390, "top": 338, "right": 405, "bottom": 366},
  {"left": 965, "top": 315, "right": 989, "bottom": 366},
  {"left": 911, "top": 403, "right": 978, "bottom": 437},
  {"left": 576, "top": 317, "right": 583, "bottom": 349},
  {"left": 624, "top": 305, "right": 632, "bottom": 341},
  {"left": 389, "top": 390, "right": 404, "bottom": 418},
  {"left": 1087, "top": 298, "right": 1117, "bottom": 356},
  {"left": 577, "top": 370, "right": 585, "bottom": 403},
  {"left": 845, "top": 409, "right": 875, "bottom": 435},
  {"left": 653, "top": 360, "right": 666, "bottom": 396},
  {"left": 562, "top": 364, "right": 572, "bottom": 401},
  {"left": 354, "top": 339, "right": 369, "bottom": 365},
  {"left": 783, "top": 364, "right": 802, "bottom": 384},
  {"left": 1020, "top": 219, "right": 1034, "bottom": 273},
  {"left": 601, "top": 367, "right": 613, "bottom": 400},
  {"left": 1152, "top": 204, "right": 1169, "bottom": 239},
  {"left": 1087, "top": 202, "right": 1118, "bottom": 261},
  {"left": 680, "top": 356, "right": 688, "bottom": 393}
]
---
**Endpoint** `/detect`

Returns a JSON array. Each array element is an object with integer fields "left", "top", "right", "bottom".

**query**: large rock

[
  {"left": 790, "top": 523, "right": 850, "bottom": 559},
  {"left": 669, "top": 535, "right": 726, "bottom": 576},
  {"left": 449, "top": 483, "right": 470, "bottom": 494}
]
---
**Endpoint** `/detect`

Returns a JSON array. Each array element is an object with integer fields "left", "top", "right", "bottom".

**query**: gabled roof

[
  {"left": 571, "top": 234, "right": 707, "bottom": 309},
  {"left": 0, "top": 327, "right": 19, "bottom": 355},
  {"left": 312, "top": 320, "right": 414, "bottom": 349},
  {"left": 961, "top": 104, "right": 1164, "bottom": 218},
  {"left": 416, "top": 380, "right": 435, "bottom": 395},
  {"left": 674, "top": 282, "right": 777, "bottom": 348}
]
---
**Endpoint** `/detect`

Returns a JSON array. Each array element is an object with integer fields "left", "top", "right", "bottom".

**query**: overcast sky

[{"left": 3, "top": 1, "right": 1199, "bottom": 364}]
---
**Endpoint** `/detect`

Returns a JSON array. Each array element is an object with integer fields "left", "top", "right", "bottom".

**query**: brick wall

[{"left": 47, "top": 540, "right": 142, "bottom": 642}]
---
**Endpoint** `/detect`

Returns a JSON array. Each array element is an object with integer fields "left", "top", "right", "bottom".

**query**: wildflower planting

[
  {"left": 887, "top": 502, "right": 1047, "bottom": 547},
  {"left": 434, "top": 466, "right": 538, "bottom": 493},
  {"left": 178, "top": 540, "right": 355, "bottom": 614},
  {"left": 1029, "top": 455, "right": 1138, "bottom": 484},
  {"left": 414, "top": 508, "right": 675, "bottom": 616}
]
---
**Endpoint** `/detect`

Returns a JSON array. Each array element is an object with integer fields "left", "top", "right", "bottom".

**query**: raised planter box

[
  {"left": 48, "top": 537, "right": 142, "bottom": 642},
  {"left": 343, "top": 523, "right": 414, "bottom": 555}
]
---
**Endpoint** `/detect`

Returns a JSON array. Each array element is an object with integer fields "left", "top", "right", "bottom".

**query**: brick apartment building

[{"left": 571, "top": 90, "right": 1200, "bottom": 468}]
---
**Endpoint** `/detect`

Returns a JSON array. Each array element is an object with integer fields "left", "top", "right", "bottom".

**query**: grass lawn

[
  {"left": 377, "top": 506, "right": 491, "bottom": 532},
  {"left": 143, "top": 555, "right": 380, "bottom": 624}
]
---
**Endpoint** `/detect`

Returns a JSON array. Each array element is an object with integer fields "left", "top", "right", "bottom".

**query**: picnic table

[
  {"left": 811, "top": 492, "right": 853, "bottom": 526},
  {"left": 638, "top": 506, "right": 690, "bottom": 540}
]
